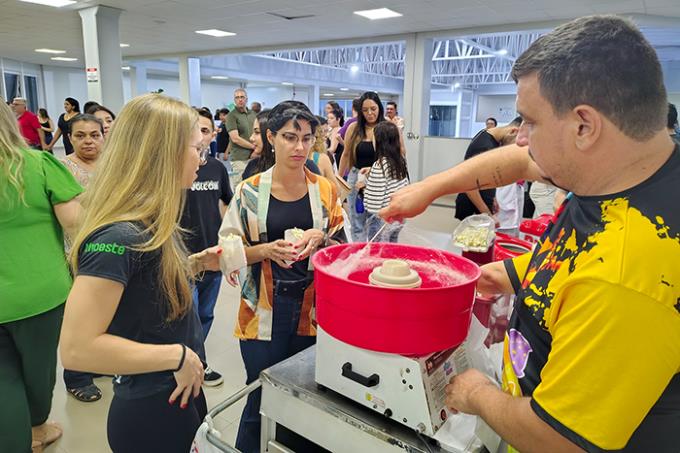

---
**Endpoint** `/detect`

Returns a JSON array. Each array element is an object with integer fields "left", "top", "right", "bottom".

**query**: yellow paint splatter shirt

[{"left": 503, "top": 148, "right": 680, "bottom": 452}]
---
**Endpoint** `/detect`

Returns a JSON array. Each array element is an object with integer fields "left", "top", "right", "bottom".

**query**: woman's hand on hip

[
  {"left": 265, "top": 240, "right": 297, "bottom": 268},
  {"left": 170, "top": 346, "right": 204, "bottom": 409},
  {"left": 295, "top": 229, "right": 325, "bottom": 261}
]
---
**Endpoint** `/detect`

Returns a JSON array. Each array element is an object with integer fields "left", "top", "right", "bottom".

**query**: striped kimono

[{"left": 218, "top": 166, "right": 345, "bottom": 341}]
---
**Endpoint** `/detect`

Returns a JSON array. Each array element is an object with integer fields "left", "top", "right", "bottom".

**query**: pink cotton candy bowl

[{"left": 312, "top": 242, "right": 481, "bottom": 356}]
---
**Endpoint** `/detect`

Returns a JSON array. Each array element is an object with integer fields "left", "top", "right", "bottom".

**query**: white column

[
  {"left": 129, "top": 63, "right": 147, "bottom": 98},
  {"left": 179, "top": 56, "right": 202, "bottom": 107},
  {"left": 78, "top": 5, "right": 125, "bottom": 113},
  {"left": 310, "top": 84, "right": 320, "bottom": 115},
  {"left": 402, "top": 33, "right": 433, "bottom": 182}
]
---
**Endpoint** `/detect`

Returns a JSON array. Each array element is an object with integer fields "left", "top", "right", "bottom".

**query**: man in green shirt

[{"left": 224, "top": 88, "right": 256, "bottom": 187}]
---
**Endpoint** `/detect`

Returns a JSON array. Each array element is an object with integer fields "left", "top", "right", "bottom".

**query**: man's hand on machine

[
  {"left": 294, "top": 229, "right": 325, "bottom": 261},
  {"left": 379, "top": 179, "right": 440, "bottom": 223},
  {"left": 445, "top": 368, "right": 497, "bottom": 415}
]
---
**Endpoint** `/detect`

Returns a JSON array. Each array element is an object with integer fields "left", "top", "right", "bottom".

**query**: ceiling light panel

[
  {"left": 20, "top": 0, "right": 76, "bottom": 7},
  {"left": 35, "top": 48, "right": 66, "bottom": 54},
  {"left": 354, "top": 8, "right": 402, "bottom": 20},
  {"left": 195, "top": 29, "right": 236, "bottom": 37}
]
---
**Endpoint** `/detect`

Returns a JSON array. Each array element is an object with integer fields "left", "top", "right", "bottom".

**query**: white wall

[
  {"left": 421, "top": 136, "right": 470, "bottom": 179},
  {"left": 42, "top": 66, "right": 88, "bottom": 120}
]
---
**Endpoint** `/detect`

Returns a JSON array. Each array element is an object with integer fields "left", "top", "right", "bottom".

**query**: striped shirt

[{"left": 364, "top": 157, "right": 409, "bottom": 213}]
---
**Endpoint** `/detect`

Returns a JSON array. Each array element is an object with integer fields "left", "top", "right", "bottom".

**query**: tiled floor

[{"left": 43, "top": 150, "right": 458, "bottom": 452}]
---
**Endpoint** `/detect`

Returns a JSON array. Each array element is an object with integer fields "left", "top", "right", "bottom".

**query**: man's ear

[{"left": 571, "top": 105, "right": 601, "bottom": 151}]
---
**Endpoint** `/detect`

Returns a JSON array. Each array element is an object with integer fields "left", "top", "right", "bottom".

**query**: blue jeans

[
  {"left": 346, "top": 168, "right": 367, "bottom": 242},
  {"left": 192, "top": 272, "right": 222, "bottom": 340},
  {"left": 235, "top": 279, "right": 316, "bottom": 453},
  {"left": 366, "top": 213, "right": 401, "bottom": 243}
]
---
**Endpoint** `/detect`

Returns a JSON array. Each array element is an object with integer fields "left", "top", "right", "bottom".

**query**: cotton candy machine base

[{"left": 312, "top": 243, "right": 481, "bottom": 436}]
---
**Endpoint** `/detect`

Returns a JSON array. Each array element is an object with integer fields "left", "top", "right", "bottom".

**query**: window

[
  {"left": 4, "top": 72, "right": 19, "bottom": 101},
  {"left": 23, "top": 75, "right": 38, "bottom": 113},
  {"left": 429, "top": 105, "right": 457, "bottom": 137},
  {"left": 3, "top": 73, "right": 39, "bottom": 113}
]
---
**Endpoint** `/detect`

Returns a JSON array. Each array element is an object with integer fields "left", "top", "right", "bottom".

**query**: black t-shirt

[
  {"left": 454, "top": 130, "right": 500, "bottom": 220},
  {"left": 180, "top": 157, "right": 233, "bottom": 264},
  {"left": 58, "top": 113, "right": 74, "bottom": 155},
  {"left": 216, "top": 124, "right": 230, "bottom": 155},
  {"left": 355, "top": 141, "right": 376, "bottom": 169},
  {"left": 266, "top": 193, "right": 313, "bottom": 281},
  {"left": 77, "top": 222, "right": 205, "bottom": 400},
  {"left": 503, "top": 146, "right": 680, "bottom": 452},
  {"left": 241, "top": 158, "right": 321, "bottom": 181}
]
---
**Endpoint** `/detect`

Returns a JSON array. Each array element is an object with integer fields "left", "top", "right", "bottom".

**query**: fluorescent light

[
  {"left": 121, "top": 66, "right": 131, "bottom": 71},
  {"left": 350, "top": 65, "right": 359, "bottom": 73},
  {"left": 211, "top": 75, "right": 229, "bottom": 80},
  {"left": 323, "top": 93, "right": 335, "bottom": 97},
  {"left": 51, "top": 56, "right": 78, "bottom": 62},
  {"left": 340, "top": 87, "right": 349, "bottom": 91},
  {"left": 497, "top": 48, "right": 508, "bottom": 55},
  {"left": 20, "top": 0, "right": 76, "bottom": 7},
  {"left": 120, "top": 43, "right": 130, "bottom": 48},
  {"left": 195, "top": 29, "right": 236, "bottom": 37},
  {"left": 354, "top": 8, "right": 402, "bottom": 20},
  {"left": 454, "top": 82, "right": 461, "bottom": 88},
  {"left": 281, "top": 82, "right": 294, "bottom": 86},
  {"left": 35, "top": 48, "right": 66, "bottom": 54}
]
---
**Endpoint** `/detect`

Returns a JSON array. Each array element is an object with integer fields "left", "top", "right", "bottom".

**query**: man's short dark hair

[
  {"left": 486, "top": 117, "right": 497, "bottom": 126},
  {"left": 668, "top": 103, "right": 678, "bottom": 130},
  {"left": 195, "top": 107, "right": 215, "bottom": 130},
  {"left": 69, "top": 113, "right": 104, "bottom": 135},
  {"left": 218, "top": 108, "right": 230, "bottom": 116},
  {"left": 512, "top": 15, "right": 666, "bottom": 141},
  {"left": 386, "top": 101, "right": 397, "bottom": 109}
]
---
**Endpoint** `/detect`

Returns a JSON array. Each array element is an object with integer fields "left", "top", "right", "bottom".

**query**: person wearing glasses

[
  {"left": 224, "top": 88, "right": 257, "bottom": 187},
  {"left": 219, "top": 100, "right": 346, "bottom": 452},
  {"left": 180, "top": 108, "right": 233, "bottom": 387}
]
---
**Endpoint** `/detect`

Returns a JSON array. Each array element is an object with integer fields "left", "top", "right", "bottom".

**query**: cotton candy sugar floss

[
  {"left": 452, "top": 214, "right": 496, "bottom": 252},
  {"left": 284, "top": 228, "right": 305, "bottom": 265},
  {"left": 218, "top": 232, "right": 247, "bottom": 274}
]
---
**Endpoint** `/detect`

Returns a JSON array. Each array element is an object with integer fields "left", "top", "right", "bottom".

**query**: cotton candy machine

[{"left": 313, "top": 242, "right": 481, "bottom": 436}]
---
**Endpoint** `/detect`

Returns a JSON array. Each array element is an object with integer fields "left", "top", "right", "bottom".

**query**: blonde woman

[
  {"left": 309, "top": 115, "right": 335, "bottom": 181},
  {"left": 0, "top": 99, "right": 82, "bottom": 452},
  {"left": 60, "top": 94, "right": 226, "bottom": 453}
]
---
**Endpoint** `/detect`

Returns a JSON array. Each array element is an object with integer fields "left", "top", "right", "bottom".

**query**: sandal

[
  {"left": 32, "top": 421, "right": 62, "bottom": 452},
  {"left": 67, "top": 383, "right": 102, "bottom": 402}
]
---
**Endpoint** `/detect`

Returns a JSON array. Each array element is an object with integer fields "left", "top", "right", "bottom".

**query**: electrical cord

[{"left": 416, "top": 430, "right": 436, "bottom": 453}]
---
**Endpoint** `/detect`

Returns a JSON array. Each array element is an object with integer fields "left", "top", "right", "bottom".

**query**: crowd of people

[
  {"left": 2, "top": 14, "right": 678, "bottom": 453},
  {"left": 2, "top": 85, "right": 415, "bottom": 452}
]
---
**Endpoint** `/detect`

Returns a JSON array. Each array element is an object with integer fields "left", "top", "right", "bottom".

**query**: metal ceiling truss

[{"left": 252, "top": 32, "right": 544, "bottom": 88}]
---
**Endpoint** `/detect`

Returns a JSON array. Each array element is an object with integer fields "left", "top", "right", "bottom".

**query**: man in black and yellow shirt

[{"left": 381, "top": 15, "right": 679, "bottom": 452}]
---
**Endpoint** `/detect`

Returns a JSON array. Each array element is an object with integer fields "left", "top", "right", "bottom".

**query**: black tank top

[{"left": 355, "top": 141, "right": 376, "bottom": 169}]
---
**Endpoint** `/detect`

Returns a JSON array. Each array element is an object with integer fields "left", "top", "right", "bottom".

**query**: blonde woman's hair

[
  {"left": 0, "top": 98, "right": 29, "bottom": 205},
  {"left": 311, "top": 123, "right": 327, "bottom": 156},
  {"left": 69, "top": 94, "right": 199, "bottom": 321}
]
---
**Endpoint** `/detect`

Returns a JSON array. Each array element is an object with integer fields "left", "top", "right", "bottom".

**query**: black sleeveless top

[{"left": 355, "top": 141, "right": 376, "bottom": 169}]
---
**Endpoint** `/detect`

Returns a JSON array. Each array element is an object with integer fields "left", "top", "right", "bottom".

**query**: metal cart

[{"left": 193, "top": 346, "right": 487, "bottom": 453}]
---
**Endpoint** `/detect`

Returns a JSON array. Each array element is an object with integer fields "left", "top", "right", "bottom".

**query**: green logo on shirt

[{"left": 84, "top": 242, "right": 126, "bottom": 255}]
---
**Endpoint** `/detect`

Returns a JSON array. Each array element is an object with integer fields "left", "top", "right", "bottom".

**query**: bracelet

[{"left": 173, "top": 344, "right": 187, "bottom": 372}]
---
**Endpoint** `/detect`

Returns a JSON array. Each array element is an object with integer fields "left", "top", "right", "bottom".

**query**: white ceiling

[{"left": 1, "top": 0, "right": 680, "bottom": 68}]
